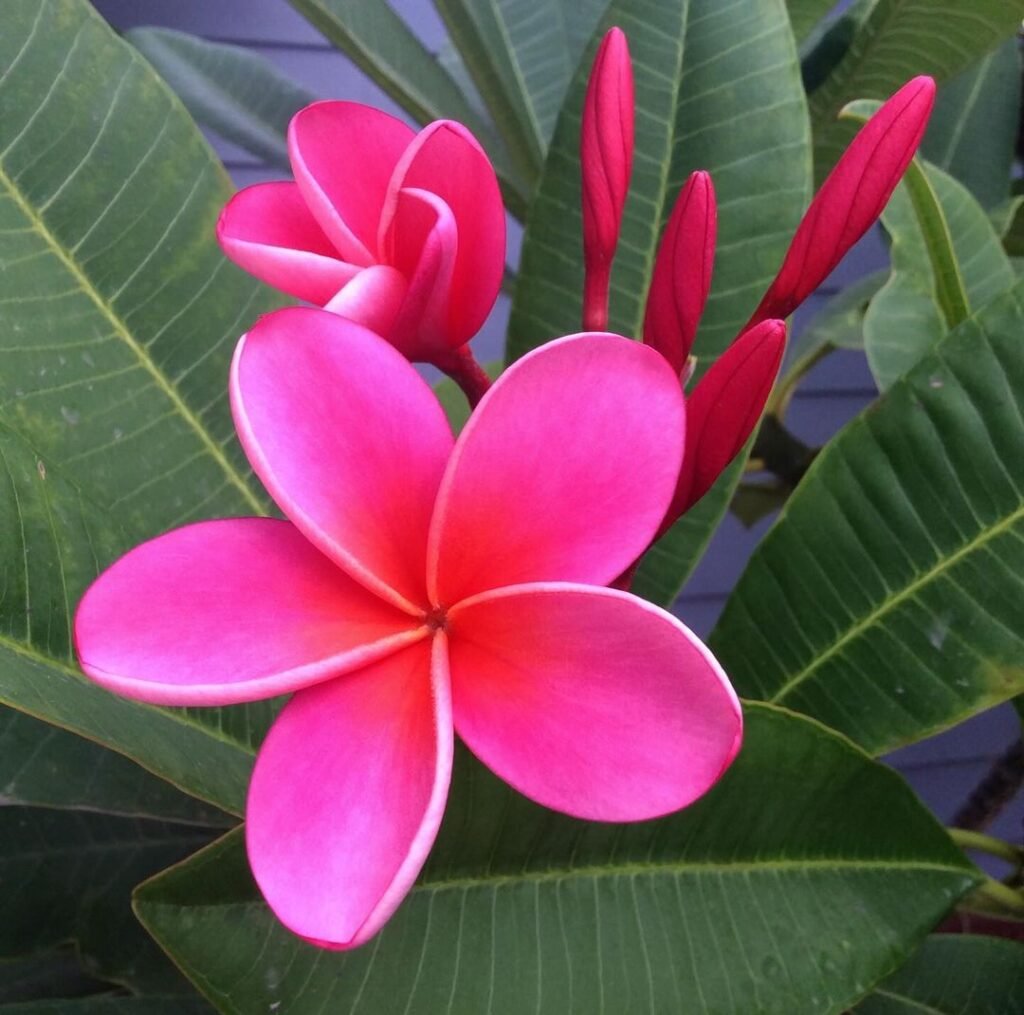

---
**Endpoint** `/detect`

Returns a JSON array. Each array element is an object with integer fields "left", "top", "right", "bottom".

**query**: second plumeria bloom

[
  {"left": 217, "top": 101, "right": 506, "bottom": 364},
  {"left": 75, "top": 308, "right": 742, "bottom": 950}
]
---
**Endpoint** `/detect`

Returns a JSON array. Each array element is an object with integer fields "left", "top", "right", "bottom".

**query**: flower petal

[
  {"left": 642, "top": 170, "right": 716, "bottom": 375},
  {"left": 247, "top": 638, "right": 452, "bottom": 948},
  {"left": 427, "top": 334, "right": 684, "bottom": 604},
  {"left": 384, "top": 188, "right": 457, "bottom": 359},
  {"left": 74, "top": 519, "right": 426, "bottom": 706},
  {"left": 217, "top": 182, "right": 359, "bottom": 305},
  {"left": 748, "top": 76, "right": 935, "bottom": 327},
  {"left": 381, "top": 121, "right": 505, "bottom": 345},
  {"left": 447, "top": 583, "right": 742, "bottom": 821},
  {"left": 289, "top": 101, "right": 415, "bottom": 266},
  {"left": 324, "top": 264, "right": 407, "bottom": 340},
  {"left": 231, "top": 307, "right": 454, "bottom": 614}
]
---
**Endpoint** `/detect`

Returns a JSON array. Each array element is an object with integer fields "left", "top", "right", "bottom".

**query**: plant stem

[
  {"left": 433, "top": 348, "right": 493, "bottom": 408},
  {"left": 971, "top": 876, "right": 1024, "bottom": 915},
  {"left": 949, "top": 828, "right": 1024, "bottom": 868}
]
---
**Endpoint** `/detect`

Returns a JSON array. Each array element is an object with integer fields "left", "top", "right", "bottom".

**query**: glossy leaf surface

[
  {"left": 136, "top": 705, "right": 976, "bottom": 1015},
  {"left": 712, "top": 277, "right": 1024, "bottom": 755}
]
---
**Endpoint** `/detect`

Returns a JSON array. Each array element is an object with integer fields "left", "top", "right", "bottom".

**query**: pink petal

[
  {"left": 247, "top": 638, "right": 452, "bottom": 948},
  {"left": 670, "top": 319, "right": 786, "bottom": 522},
  {"left": 217, "top": 182, "right": 359, "bottom": 305},
  {"left": 231, "top": 307, "right": 454, "bottom": 614},
  {"left": 381, "top": 121, "right": 505, "bottom": 346},
  {"left": 448, "top": 583, "right": 742, "bottom": 820},
  {"left": 427, "top": 333, "right": 684, "bottom": 605},
  {"left": 748, "top": 76, "right": 935, "bottom": 327},
  {"left": 288, "top": 101, "right": 415, "bottom": 266},
  {"left": 74, "top": 519, "right": 426, "bottom": 706},
  {"left": 324, "top": 264, "right": 407, "bottom": 340},
  {"left": 643, "top": 171, "right": 717, "bottom": 375},
  {"left": 384, "top": 188, "right": 457, "bottom": 359},
  {"left": 580, "top": 27, "right": 634, "bottom": 330}
]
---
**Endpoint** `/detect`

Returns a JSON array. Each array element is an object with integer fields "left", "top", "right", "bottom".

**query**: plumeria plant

[{"left": 2, "top": 0, "right": 1024, "bottom": 1012}]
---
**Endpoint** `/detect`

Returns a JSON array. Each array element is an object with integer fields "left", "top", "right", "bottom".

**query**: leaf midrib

[
  {"left": 0, "top": 159, "right": 266, "bottom": 516},
  {"left": 768, "top": 480, "right": 1024, "bottom": 707}
]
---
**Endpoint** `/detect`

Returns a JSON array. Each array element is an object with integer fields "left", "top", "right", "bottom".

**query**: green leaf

[
  {"left": 787, "top": 0, "right": 838, "bottom": 46},
  {"left": 864, "top": 159, "right": 1015, "bottom": 390},
  {"left": 126, "top": 28, "right": 316, "bottom": 171},
  {"left": 507, "top": 0, "right": 810, "bottom": 365},
  {"left": 0, "top": 707, "right": 230, "bottom": 826},
  {"left": 808, "top": 0, "right": 1024, "bottom": 184},
  {"left": 0, "top": 806, "right": 217, "bottom": 993},
  {"left": 0, "top": 1000, "right": 212, "bottom": 1014},
  {"left": 285, "top": 0, "right": 528, "bottom": 215},
  {"left": 854, "top": 935, "right": 1024, "bottom": 1014},
  {"left": 921, "top": 39, "right": 1022, "bottom": 211},
  {"left": 136, "top": 704, "right": 977, "bottom": 1015},
  {"left": 0, "top": 419, "right": 264, "bottom": 815},
  {"left": 711, "top": 275, "right": 1024, "bottom": 756},
  {"left": 0, "top": 1, "right": 280, "bottom": 816}
]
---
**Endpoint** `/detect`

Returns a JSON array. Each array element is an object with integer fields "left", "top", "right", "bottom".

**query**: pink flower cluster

[{"left": 73, "top": 28, "right": 933, "bottom": 950}]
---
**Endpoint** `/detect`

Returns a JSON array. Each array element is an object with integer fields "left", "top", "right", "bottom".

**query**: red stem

[
  {"left": 582, "top": 261, "right": 611, "bottom": 331},
  {"left": 433, "top": 347, "right": 492, "bottom": 409}
]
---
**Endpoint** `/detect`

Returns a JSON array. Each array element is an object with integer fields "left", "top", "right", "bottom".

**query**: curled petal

[
  {"left": 231, "top": 307, "right": 454, "bottom": 614},
  {"left": 427, "top": 333, "right": 683, "bottom": 605},
  {"left": 382, "top": 120, "right": 505, "bottom": 346},
  {"left": 643, "top": 171, "right": 717, "bottom": 375},
  {"left": 217, "top": 182, "right": 359, "bottom": 305},
  {"left": 749, "top": 76, "right": 935, "bottom": 327},
  {"left": 247, "top": 639, "right": 452, "bottom": 948},
  {"left": 448, "top": 583, "right": 742, "bottom": 821},
  {"left": 670, "top": 319, "right": 786, "bottom": 521},
  {"left": 581, "top": 27, "right": 634, "bottom": 330},
  {"left": 289, "top": 101, "right": 415, "bottom": 266},
  {"left": 383, "top": 188, "right": 458, "bottom": 359},
  {"left": 324, "top": 264, "right": 407, "bottom": 340},
  {"left": 75, "top": 519, "right": 426, "bottom": 706}
]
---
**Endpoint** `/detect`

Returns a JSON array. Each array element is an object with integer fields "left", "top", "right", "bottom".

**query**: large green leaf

[
  {"left": 508, "top": 0, "right": 810, "bottom": 365},
  {"left": 126, "top": 28, "right": 316, "bottom": 171},
  {"left": 808, "top": 0, "right": 1024, "bottom": 183},
  {"left": 0, "top": 0, "right": 281, "bottom": 816},
  {"left": 711, "top": 276, "right": 1024, "bottom": 756},
  {"left": 0, "top": 707, "right": 229, "bottom": 826},
  {"left": 0, "top": 806, "right": 216, "bottom": 993},
  {"left": 921, "top": 39, "right": 1022, "bottom": 212},
  {"left": 854, "top": 935, "right": 1024, "bottom": 1014},
  {"left": 865, "top": 159, "right": 1016, "bottom": 390},
  {"left": 136, "top": 704, "right": 977, "bottom": 1015},
  {"left": 285, "top": 0, "right": 527, "bottom": 215}
]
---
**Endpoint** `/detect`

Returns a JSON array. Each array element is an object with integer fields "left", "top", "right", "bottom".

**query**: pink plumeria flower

[
  {"left": 747, "top": 75, "right": 936, "bottom": 328},
  {"left": 217, "top": 102, "right": 506, "bottom": 367},
  {"left": 580, "top": 27, "right": 634, "bottom": 331},
  {"left": 75, "top": 307, "right": 742, "bottom": 949}
]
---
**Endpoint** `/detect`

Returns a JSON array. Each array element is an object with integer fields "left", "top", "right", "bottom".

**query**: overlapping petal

[
  {"left": 247, "top": 639, "right": 452, "bottom": 948},
  {"left": 448, "top": 583, "right": 742, "bottom": 821},
  {"left": 427, "top": 334, "right": 684, "bottom": 604},
  {"left": 217, "top": 182, "right": 359, "bottom": 305},
  {"left": 380, "top": 120, "right": 505, "bottom": 345},
  {"left": 289, "top": 101, "right": 415, "bottom": 265},
  {"left": 74, "top": 519, "right": 426, "bottom": 706},
  {"left": 231, "top": 308, "right": 453, "bottom": 613}
]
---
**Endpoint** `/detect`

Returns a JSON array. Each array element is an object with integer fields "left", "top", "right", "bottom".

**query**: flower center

[{"left": 424, "top": 606, "right": 448, "bottom": 632}]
